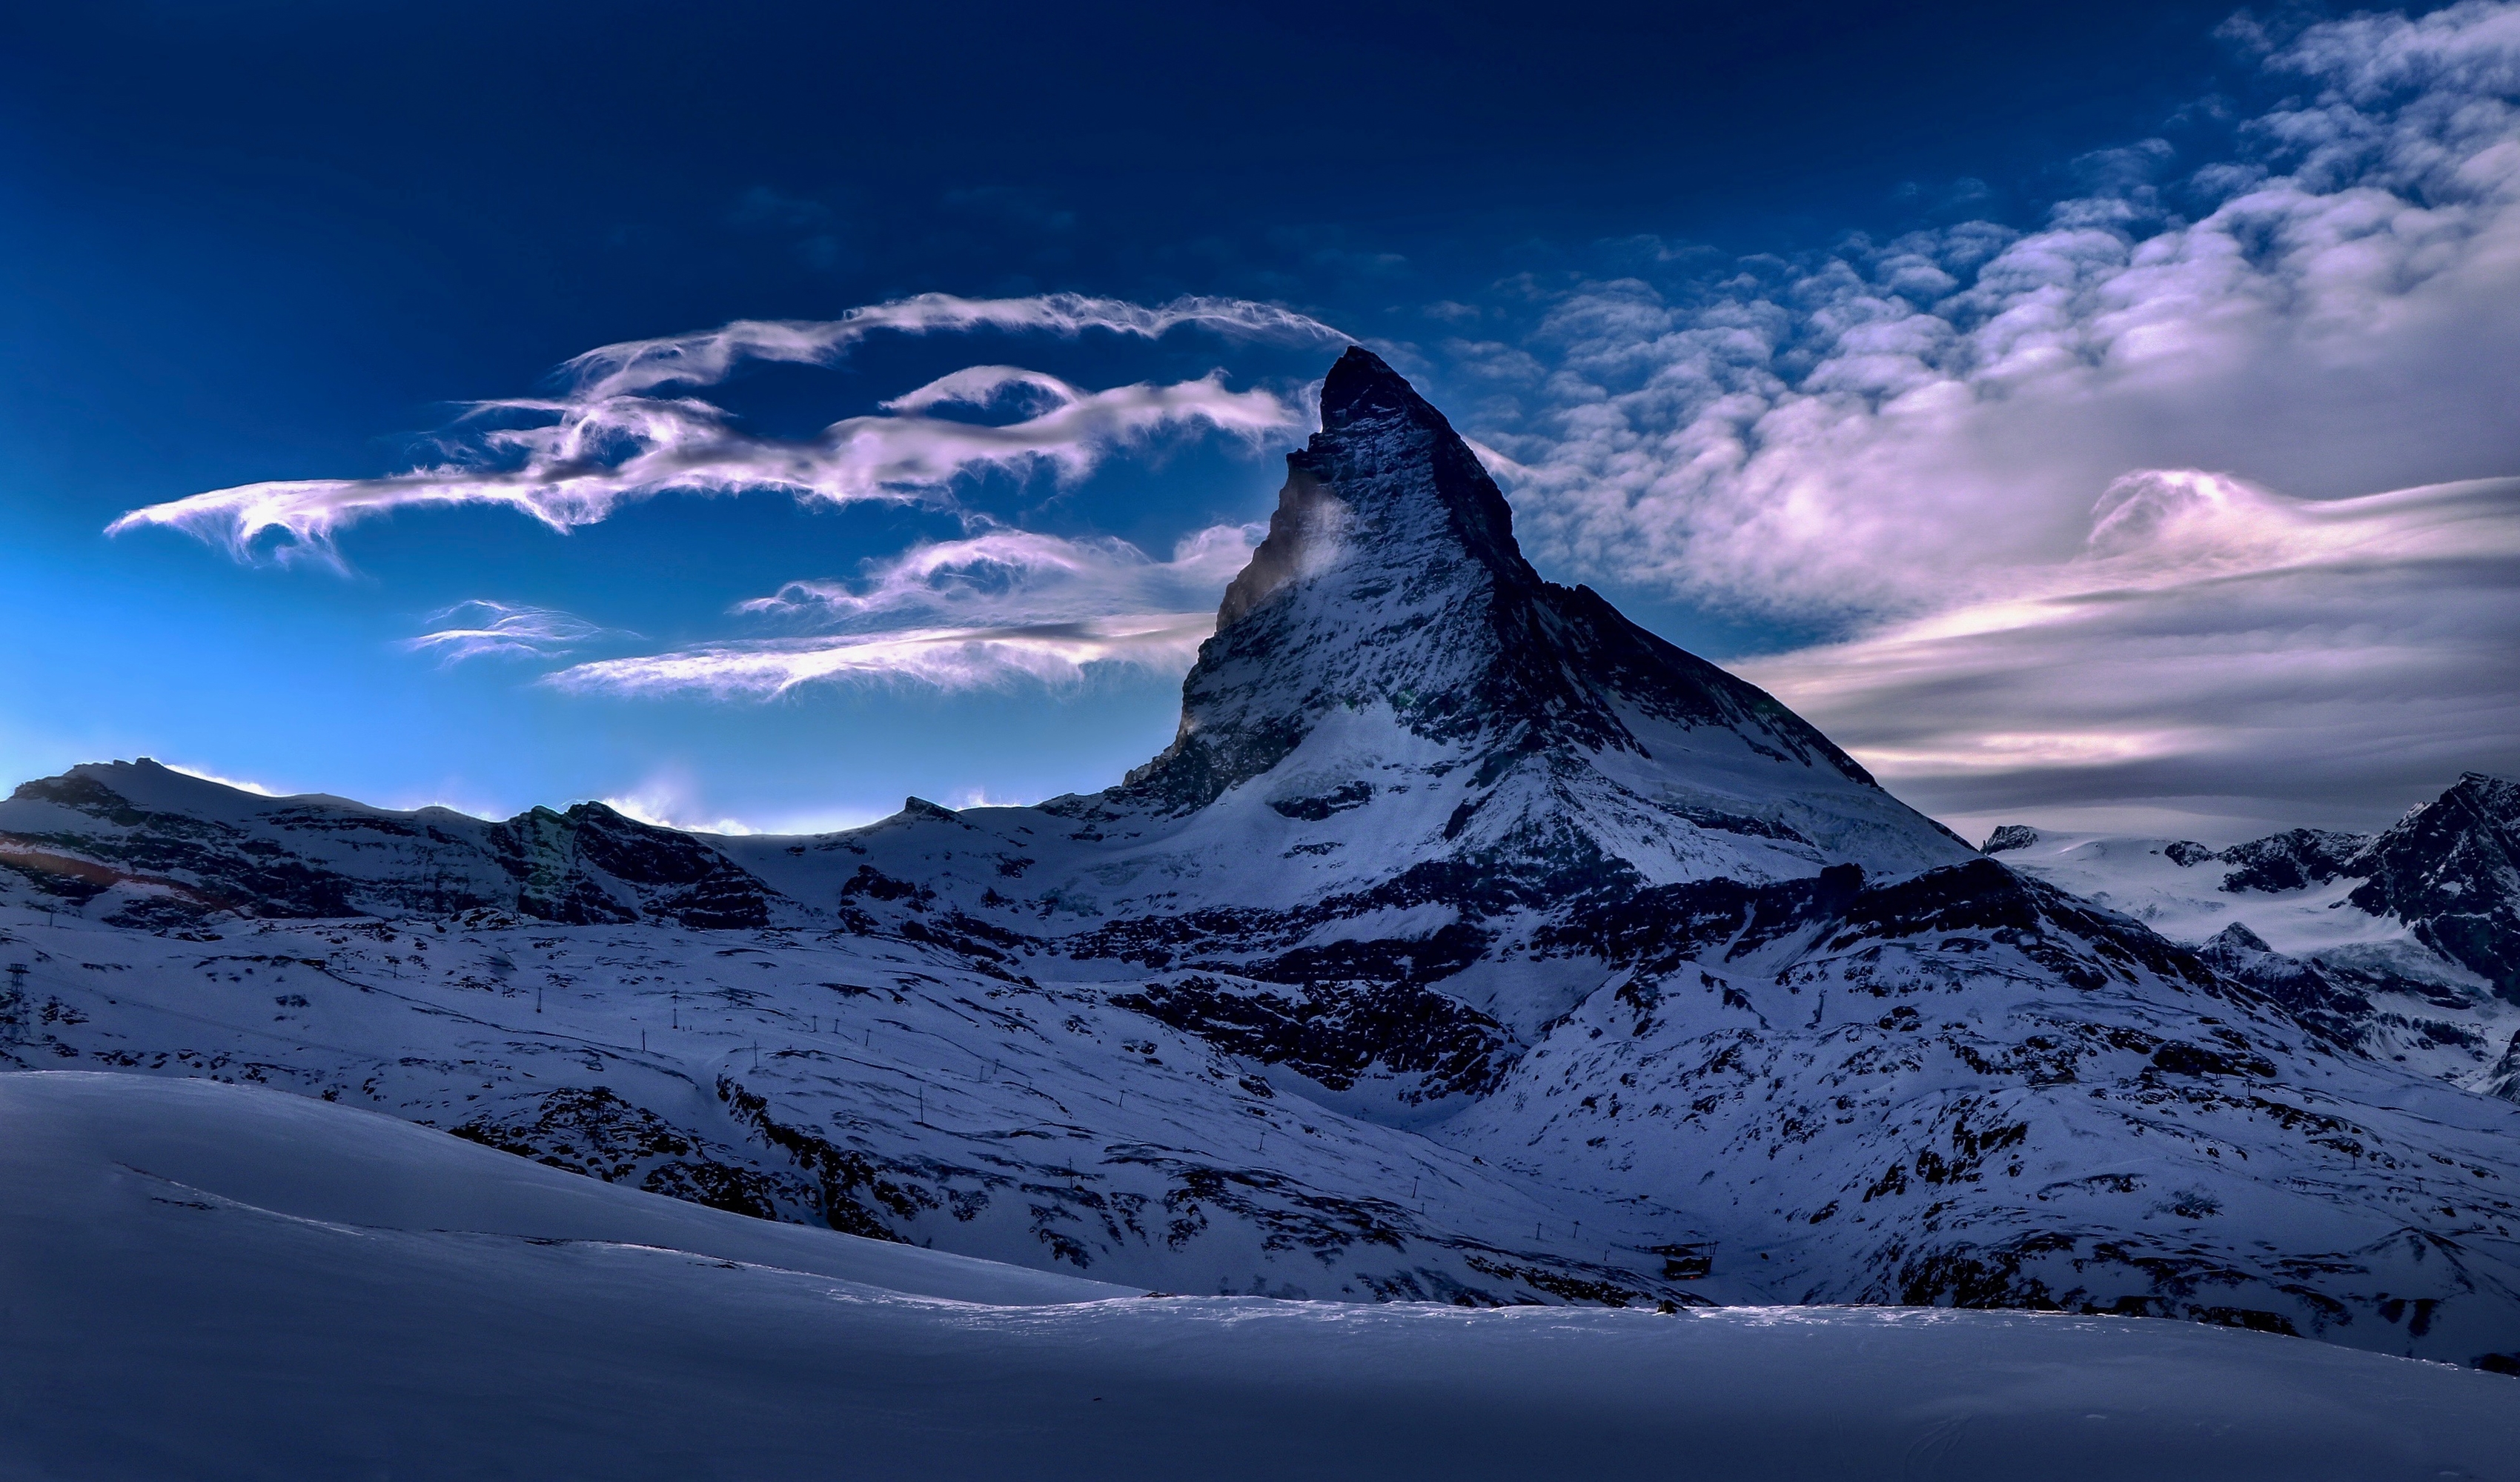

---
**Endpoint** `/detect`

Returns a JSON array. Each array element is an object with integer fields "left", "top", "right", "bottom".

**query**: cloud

[
  {"left": 1734, "top": 473, "right": 2520, "bottom": 835},
  {"left": 597, "top": 775, "right": 758, "bottom": 836},
  {"left": 400, "top": 600, "right": 626, "bottom": 665},
  {"left": 107, "top": 293, "right": 1344, "bottom": 567},
  {"left": 549, "top": 522, "right": 1258, "bottom": 698},
  {"left": 1449, "top": 1, "right": 2520, "bottom": 829},
  {"left": 737, "top": 522, "right": 1258, "bottom": 627},
  {"left": 557, "top": 292, "right": 1345, "bottom": 402},
  {"left": 551, "top": 614, "right": 1218, "bottom": 699},
  {"left": 1482, "top": 1, "right": 2520, "bottom": 623}
]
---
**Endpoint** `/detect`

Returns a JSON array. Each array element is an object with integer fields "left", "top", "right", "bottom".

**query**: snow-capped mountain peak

[{"left": 1113, "top": 345, "right": 1969, "bottom": 893}]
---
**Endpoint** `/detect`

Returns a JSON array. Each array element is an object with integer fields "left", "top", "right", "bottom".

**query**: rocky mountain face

[
  {"left": 1986, "top": 774, "right": 2520, "bottom": 1100},
  {"left": 2349, "top": 774, "right": 2520, "bottom": 1000},
  {"left": 6, "top": 350, "right": 2520, "bottom": 1372}
]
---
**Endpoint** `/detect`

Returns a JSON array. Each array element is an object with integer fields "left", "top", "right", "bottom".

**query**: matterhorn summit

[{"left": 1110, "top": 346, "right": 1972, "bottom": 886}]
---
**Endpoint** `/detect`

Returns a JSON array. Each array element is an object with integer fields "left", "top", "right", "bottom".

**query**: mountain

[
  {"left": 7, "top": 349, "right": 2520, "bottom": 1373},
  {"left": 1984, "top": 774, "right": 2520, "bottom": 1094}
]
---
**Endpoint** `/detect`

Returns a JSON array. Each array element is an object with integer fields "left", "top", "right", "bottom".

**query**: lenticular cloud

[{"left": 107, "top": 294, "right": 1340, "bottom": 567}]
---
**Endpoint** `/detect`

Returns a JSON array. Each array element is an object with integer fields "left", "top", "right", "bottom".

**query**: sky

[{"left": 1, "top": 0, "right": 2513, "bottom": 843}]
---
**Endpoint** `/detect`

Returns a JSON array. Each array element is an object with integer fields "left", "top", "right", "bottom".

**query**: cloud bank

[
  {"left": 109, "top": 294, "right": 1338, "bottom": 566},
  {"left": 550, "top": 524, "right": 1257, "bottom": 697},
  {"left": 1465, "top": 1, "right": 2520, "bottom": 828},
  {"left": 1734, "top": 473, "right": 2520, "bottom": 836},
  {"left": 1488, "top": 2, "right": 2520, "bottom": 618}
]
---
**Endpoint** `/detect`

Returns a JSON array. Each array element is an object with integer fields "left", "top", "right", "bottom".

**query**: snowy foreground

[{"left": 6, "top": 1074, "right": 2513, "bottom": 1482}]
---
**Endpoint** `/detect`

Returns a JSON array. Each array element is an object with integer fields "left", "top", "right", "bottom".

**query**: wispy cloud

[
  {"left": 737, "top": 522, "right": 1257, "bottom": 627},
  {"left": 550, "top": 523, "right": 1256, "bottom": 697},
  {"left": 597, "top": 774, "right": 760, "bottom": 835},
  {"left": 558, "top": 292, "right": 1344, "bottom": 401},
  {"left": 107, "top": 294, "right": 1343, "bottom": 567},
  {"left": 552, "top": 614, "right": 1218, "bottom": 699},
  {"left": 401, "top": 600, "right": 628, "bottom": 665},
  {"left": 1737, "top": 473, "right": 2520, "bottom": 834},
  {"left": 160, "top": 762, "right": 284, "bottom": 797}
]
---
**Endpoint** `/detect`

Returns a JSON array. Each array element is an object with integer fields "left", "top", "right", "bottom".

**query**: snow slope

[
  {"left": 0, "top": 894, "right": 1720, "bottom": 1306},
  {"left": 6, "top": 1071, "right": 2513, "bottom": 1482},
  {"left": 6, "top": 1069, "right": 1133, "bottom": 1305},
  {"left": 1992, "top": 820, "right": 2520, "bottom": 1091}
]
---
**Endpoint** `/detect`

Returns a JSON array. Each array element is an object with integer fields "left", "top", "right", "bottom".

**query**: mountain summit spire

[
  {"left": 1319, "top": 344, "right": 1446, "bottom": 431},
  {"left": 1115, "top": 349, "right": 1963, "bottom": 885}
]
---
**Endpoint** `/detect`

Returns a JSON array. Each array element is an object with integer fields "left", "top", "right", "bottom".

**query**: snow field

[{"left": 6, "top": 1072, "right": 2514, "bottom": 1482}]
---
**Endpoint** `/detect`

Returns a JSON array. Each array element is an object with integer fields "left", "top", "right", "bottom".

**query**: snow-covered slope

[
  {"left": 7, "top": 350, "right": 2520, "bottom": 1382},
  {"left": 7, "top": 1072, "right": 2512, "bottom": 1482},
  {"left": 1986, "top": 776, "right": 2520, "bottom": 1094},
  {"left": 10, "top": 1069, "right": 1132, "bottom": 1305},
  {"left": 0, "top": 893, "right": 1717, "bottom": 1305}
]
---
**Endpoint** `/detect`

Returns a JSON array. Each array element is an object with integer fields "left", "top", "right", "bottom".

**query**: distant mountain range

[{"left": 6, "top": 349, "right": 2518, "bottom": 1373}]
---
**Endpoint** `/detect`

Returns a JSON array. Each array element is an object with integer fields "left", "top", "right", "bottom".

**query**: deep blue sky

[{"left": 4, "top": 1, "right": 2511, "bottom": 835}]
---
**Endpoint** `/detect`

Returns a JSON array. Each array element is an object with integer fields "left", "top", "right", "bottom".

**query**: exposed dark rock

[
  {"left": 1981, "top": 825, "right": 2039, "bottom": 854},
  {"left": 2218, "top": 828, "right": 2373, "bottom": 894},
  {"left": 2196, "top": 923, "right": 2375, "bottom": 1049},
  {"left": 1110, "top": 972, "right": 1512, "bottom": 1102},
  {"left": 2346, "top": 774, "right": 2520, "bottom": 1000},
  {"left": 1533, "top": 865, "right": 1865, "bottom": 976},
  {"left": 450, "top": 1086, "right": 818, "bottom": 1222}
]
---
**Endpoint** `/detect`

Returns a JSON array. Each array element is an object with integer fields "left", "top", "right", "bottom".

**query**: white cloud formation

[
  {"left": 1735, "top": 472, "right": 2520, "bottom": 835},
  {"left": 401, "top": 600, "right": 626, "bottom": 665},
  {"left": 1458, "top": 1, "right": 2520, "bottom": 829},
  {"left": 559, "top": 292, "right": 1344, "bottom": 400},
  {"left": 596, "top": 777, "right": 759, "bottom": 836},
  {"left": 552, "top": 614, "right": 1219, "bottom": 699},
  {"left": 1485, "top": 1, "right": 2520, "bottom": 622},
  {"left": 107, "top": 294, "right": 1338, "bottom": 567},
  {"left": 549, "top": 523, "right": 1258, "bottom": 698}
]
